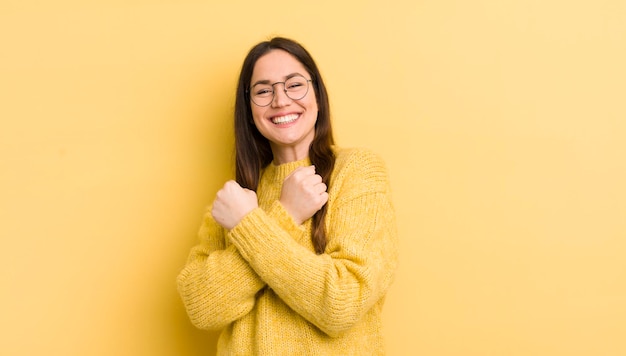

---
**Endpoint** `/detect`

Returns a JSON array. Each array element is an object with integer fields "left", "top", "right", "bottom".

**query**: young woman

[{"left": 177, "top": 37, "right": 399, "bottom": 355}]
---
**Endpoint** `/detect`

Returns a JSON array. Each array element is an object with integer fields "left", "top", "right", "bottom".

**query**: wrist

[{"left": 278, "top": 200, "right": 304, "bottom": 225}]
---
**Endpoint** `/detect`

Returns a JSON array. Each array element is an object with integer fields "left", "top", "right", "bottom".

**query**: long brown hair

[{"left": 234, "top": 37, "right": 335, "bottom": 254}]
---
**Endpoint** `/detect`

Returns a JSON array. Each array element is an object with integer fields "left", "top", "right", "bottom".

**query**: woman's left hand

[{"left": 211, "top": 180, "right": 259, "bottom": 230}]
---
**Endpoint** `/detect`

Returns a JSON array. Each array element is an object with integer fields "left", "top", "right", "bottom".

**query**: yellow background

[{"left": 1, "top": 0, "right": 625, "bottom": 355}]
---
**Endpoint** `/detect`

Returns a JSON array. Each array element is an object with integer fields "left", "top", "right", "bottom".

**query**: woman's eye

[{"left": 256, "top": 88, "right": 272, "bottom": 96}]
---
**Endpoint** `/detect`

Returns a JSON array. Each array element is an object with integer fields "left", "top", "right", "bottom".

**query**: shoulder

[
  {"left": 330, "top": 146, "right": 391, "bottom": 197},
  {"left": 332, "top": 146, "right": 389, "bottom": 178}
]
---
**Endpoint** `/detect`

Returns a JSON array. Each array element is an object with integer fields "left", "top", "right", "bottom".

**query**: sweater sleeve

[
  {"left": 176, "top": 207, "right": 266, "bottom": 330},
  {"left": 228, "top": 149, "right": 399, "bottom": 337}
]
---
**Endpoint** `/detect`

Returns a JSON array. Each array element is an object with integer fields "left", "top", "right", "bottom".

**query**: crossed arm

[{"left": 177, "top": 152, "right": 398, "bottom": 336}]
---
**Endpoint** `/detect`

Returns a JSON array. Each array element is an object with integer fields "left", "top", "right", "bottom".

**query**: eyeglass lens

[{"left": 250, "top": 75, "right": 310, "bottom": 107}]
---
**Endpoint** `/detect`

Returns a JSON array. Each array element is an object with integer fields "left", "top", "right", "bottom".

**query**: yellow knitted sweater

[{"left": 177, "top": 147, "right": 399, "bottom": 355}]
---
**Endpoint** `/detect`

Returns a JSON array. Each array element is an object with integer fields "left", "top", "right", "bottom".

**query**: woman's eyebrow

[{"left": 251, "top": 72, "right": 304, "bottom": 87}]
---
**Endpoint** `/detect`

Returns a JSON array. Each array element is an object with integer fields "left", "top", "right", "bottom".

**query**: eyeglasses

[{"left": 249, "top": 75, "right": 312, "bottom": 107}]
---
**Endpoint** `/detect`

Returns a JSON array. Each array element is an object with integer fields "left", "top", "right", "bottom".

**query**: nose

[{"left": 271, "top": 83, "right": 292, "bottom": 107}]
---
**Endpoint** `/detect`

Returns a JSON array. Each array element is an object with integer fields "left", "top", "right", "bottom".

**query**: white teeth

[{"left": 271, "top": 114, "right": 299, "bottom": 124}]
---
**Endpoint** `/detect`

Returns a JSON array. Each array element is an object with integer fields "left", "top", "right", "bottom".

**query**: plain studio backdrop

[{"left": 1, "top": 1, "right": 625, "bottom": 355}]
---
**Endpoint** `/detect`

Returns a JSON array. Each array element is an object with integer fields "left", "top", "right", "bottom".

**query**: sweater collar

[{"left": 262, "top": 156, "right": 311, "bottom": 184}]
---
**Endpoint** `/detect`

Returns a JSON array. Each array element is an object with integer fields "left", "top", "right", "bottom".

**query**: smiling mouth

[{"left": 271, "top": 114, "right": 299, "bottom": 125}]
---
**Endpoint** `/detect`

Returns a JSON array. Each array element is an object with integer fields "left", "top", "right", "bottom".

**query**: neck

[{"left": 270, "top": 143, "right": 309, "bottom": 165}]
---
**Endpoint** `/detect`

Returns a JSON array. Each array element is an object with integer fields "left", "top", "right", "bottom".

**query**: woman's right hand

[
  {"left": 279, "top": 165, "right": 328, "bottom": 225},
  {"left": 212, "top": 180, "right": 259, "bottom": 230}
]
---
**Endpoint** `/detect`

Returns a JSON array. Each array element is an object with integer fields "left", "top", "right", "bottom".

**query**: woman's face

[{"left": 249, "top": 49, "right": 318, "bottom": 162}]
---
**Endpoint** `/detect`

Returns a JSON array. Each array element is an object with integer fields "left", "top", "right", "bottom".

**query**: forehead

[{"left": 251, "top": 49, "right": 308, "bottom": 82}]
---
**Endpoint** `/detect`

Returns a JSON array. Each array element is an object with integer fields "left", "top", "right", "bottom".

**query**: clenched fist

[
  {"left": 211, "top": 180, "right": 258, "bottom": 230},
  {"left": 279, "top": 165, "right": 329, "bottom": 225}
]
